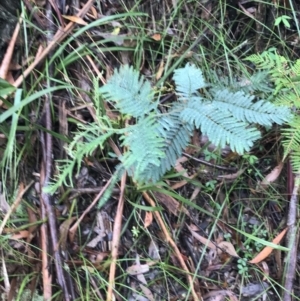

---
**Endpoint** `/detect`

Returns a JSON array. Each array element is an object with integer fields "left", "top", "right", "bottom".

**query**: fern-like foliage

[
  {"left": 119, "top": 115, "right": 166, "bottom": 181},
  {"left": 212, "top": 89, "right": 290, "bottom": 126},
  {"left": 246, "top": 50, "right": 296, "bottom": 95},
  {"left": 246, "top": 49, "right": 300, "bottom": 172},
  {"left": 48, "top": 63, "right": 292, "bottom": 190},
  {"left": 282, "top": 116, "right": 300, "bottom": 171},
  {"left": 45, "top": 120, "right": 115, "bottom": 193},
  {"left": 174, "top": 65, "right": 290, "bottom": 153},
  {"left": 210, "top": 70, "right": 273, "bottom": 94},
  {"left": 136, "top": 111, "right": 193, "bottom": 183},
  {"left": 99, "top": 65, "right": 157, "bottom": 118},
  {"left": 180, "top": 98, "right": 261, "bottom": 153},
  {"left": 173, "top": 64, "right": 206, "bottom": 99}
]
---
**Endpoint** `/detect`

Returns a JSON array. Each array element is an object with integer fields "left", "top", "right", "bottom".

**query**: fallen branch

[
  {"left": 107, "top": 173, "right": 127, "bottom": 301},
  {"left": 283, "top": 173, "right": 300, "bottom": 301}
]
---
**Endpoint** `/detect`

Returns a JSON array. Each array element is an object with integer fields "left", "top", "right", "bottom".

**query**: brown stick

[
  {"left": 282, "top": 174, "right": 300, "bottom": 301},
  {"left": 69, "top": 177, "right": 113, "bottom": 242},
  {"left": 0, "top": 15, "right": 22, "bottom": 80},
  {"left": 0, "top": 182, "right": 33, "bottom": 235},
  {"left": 107, "top": 173, "right": 127, "bottom": 301},
  {"left": 40, "top": 163, "right": 52, "bottom": 300},
  {"left": 143, "top": 191, "right": 202, "bottom": 301}
]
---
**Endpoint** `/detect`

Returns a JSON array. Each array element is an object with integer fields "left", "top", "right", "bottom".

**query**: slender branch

[
  {"left": 143, "top": 191, "right": 202, "bottom": 301},
  {"left": 0, "top": 182, "right": 33, "bottom": 235},
  {"left": 283, "top": 173, "right": 300, "bottom": 301},
  {"left": 39, "top": 3, "right": 71, "bottom": 299},
  {"left": 107, "top": 173, "right": 127, "bottom": 301},
  {"left": 69, "top": 177, "right": 113, "bottom": 242},
  {"left": 0, "top": 15, "right": 22, "bottom": 80},
  {"left": 39, "top": 162, "right": 52, "bottom": 300},
  {"left": 183, "top": 152, "right": 237, "bottom": 172}
]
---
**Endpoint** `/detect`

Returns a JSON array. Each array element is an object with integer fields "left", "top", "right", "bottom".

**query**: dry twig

[
  {"left": 69, "top": 177, "right": 113, "bottom": 242},
  {"left": 0, "top": 182, "right": 33, "bottom": 235},
  {"left": 143, "top": 191, "right": 202, "bottom": 301},
  {"left": 283, "top": 173, "right": 300, "bottom": 301},
  {"left": 0, "top": 15, "right": 22, "bottom": 80},
  {"left": 107, "top": 173, "right": 127, "bottom": 301}
]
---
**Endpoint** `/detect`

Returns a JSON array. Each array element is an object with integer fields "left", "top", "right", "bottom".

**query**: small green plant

[
  {"left": 242, "top": 154, "right": 258, "bottom": 165},
  {"left": 274, "top": 15, "right": 292, "bottom": 28},
  {"left": 205, "top": 180, "right": 217, "bottom": 192},
  {"left": 203, "top": 149, "right": 218, "bottom": 161},
  {"left": 243, "top": 245, "right": 253, "bottom": 259},
  {"left": 237, "top": 258, "right": 250, "bottom": 278},
  {"left": 224, "top": 233, "right": 232, "bottom": 241},
  {"left": 47, "top": 63, "right": 291, "bottom": 192},
  {"left": 131, "top": 226, "right": 141, "bottom": 238},
  {"left": 246, "top": 49, "right": 300, "bottom": 173},
  {"left": 248, "top": 224, "right": 268, "bottom": 251}
]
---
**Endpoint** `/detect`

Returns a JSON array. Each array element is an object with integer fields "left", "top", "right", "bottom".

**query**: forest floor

[{"left": 0, "top": 0, "right": 300, "bottom": 300}]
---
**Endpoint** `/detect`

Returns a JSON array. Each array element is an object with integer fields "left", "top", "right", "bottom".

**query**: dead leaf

[
  {"left": 249, "top": 227, "right": 288, "bottom": 264},
  {"left": 238, "top": 2, "right": 256, "bottom": 19},
  {"left": 62, "top": 15, "right": 88, "bottom": 25},
  {"left": 241, "top": 282, "right": 269, "bottom": 297},
  {"left": 89, "top": 252, "right": 109, "bottom": 265},
  {"left": 217, "top": 241, "right": 240, "bottom": 257},
  {"left": 133, "top": 255, "right": 155, "bottom": 301},
  {"left": 59, "top": 216, "right": 77, "bottom": 250},
  {"left": 151, "top": 33, "right": 161, "bottom": 41},
  {"left": 8, "top": 62, "right": 22, "bottom": 71},
  {"left": 90, "top": 6, "right": 98, "bottom": 19},
  {"left": 10, "top": 230, "right": 30, "bottom": 240},
  {"left": 203, "top": 290, "right": 238, "bottom": 301},
  {"left": 25, "top": 207, "right": 38, "bottom": 248},
  {"left": 190, "top": 186, "right": 201, "bottom": 201},
  {"left": 261, "top": 261, "right": 270, "bottom": 280},
  {"left": 87, "top": 231, "right": 106, "bottom": 248},
  {"left": 171, "top": 155, "right": 201, "bottom": 189},
  {"left": 217, "top": 168, "right": 246, "bottom": 180},
  {"left": 144, "top": 211, "right": 153, "bottom": 228},
  {"left": 152, "top": 191, "right": 190, "bottom": 217},
  {"left": 126, "top": 263, "right": 150, "bottom": 275},
  {"left": 148, "top": 240, "right": 160, "bottom": 260},
  {"left": 155, "top": 60, "right": 164, "bottom": 80},
  {"left": 0, "top": 191, "right": 10, "bottom": 214},
  {"left": 174, "top": 156, "right": 189, "bottom": 177},
  {"left": 129, "top": 271, "right": 154, "bottom": 301},
  {"left": 185, "top": 130, "right": 201, "bottom": 154},
  {"left": 186, "top": 224, "right": 216, "bottom": 249},
  {"left": 260, "top": 161, "right": 284, "bottom": 188}
]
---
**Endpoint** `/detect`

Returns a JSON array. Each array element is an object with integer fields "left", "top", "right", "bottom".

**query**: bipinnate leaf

[
  {"left": 180, "top": 100, "right": 261, "bottom": 154},
  {"left": 173, "top": 63, "right": 206, "bottom": 99},
  {"left": 99, "top": 65, "right": 157, "bottom": 118},
  {"left": 48, "top": 62, "right": 292, "bottom": 190},
  {"left": 213, "top": 89, "right": 291, "bottom": 126},
  {"left": 120, "top": 115, "right": 166, "bottom": 182}
]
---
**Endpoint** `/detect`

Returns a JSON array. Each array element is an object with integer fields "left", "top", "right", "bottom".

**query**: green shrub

[{"left": 47, "top": 63, "right": 291, "bottom": 192}]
